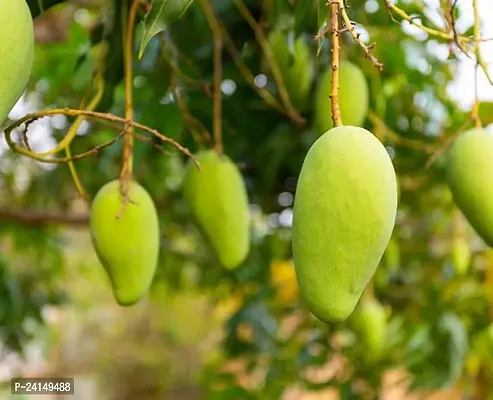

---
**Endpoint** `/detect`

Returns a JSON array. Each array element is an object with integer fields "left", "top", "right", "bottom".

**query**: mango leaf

[{"left": 139, "top": 0, "right": 196, "bottom": 59}]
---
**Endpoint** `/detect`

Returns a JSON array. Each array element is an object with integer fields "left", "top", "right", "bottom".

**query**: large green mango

[
  {"left": 0, "top": 0, "right": 35, "bottom": 125},
  {"left": 183, "top": 150, "right": 250, "bottom": 269},
  {"left": 446, "top": 128, "right": 493, "bottom": 247},
  {"left": 268, "top": 30, "right": 314, "bottom": 111},
  {"left": 90, "top": 179, "right": 160, "bottom": 306},
  {"left": 292, "top": 126, "right": 398, "bottom": 323},
  {"left": 314, "top": 61, "right": 369, "bottom": 135}
]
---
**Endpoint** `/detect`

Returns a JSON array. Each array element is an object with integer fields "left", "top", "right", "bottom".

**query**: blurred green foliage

[{"left": 0, "top": 0, "right": 492, "bottom": 398}]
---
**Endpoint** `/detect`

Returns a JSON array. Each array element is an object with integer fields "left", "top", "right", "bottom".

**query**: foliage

[{"left": 0, "top": 0, "right": 493, "bottom": 398}]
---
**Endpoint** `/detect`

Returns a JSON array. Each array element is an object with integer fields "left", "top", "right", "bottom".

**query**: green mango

[
  {"left": 452, "top": 236, "right": 471, "bottom": 276},
  {"left": 446, "top": 128, "right": 493, "bottom": 247},
  {"left": 268, "top": 30, "right": 314, "bottom": 111},
  {"left": 292, "top": 126, "right": 398, "bottom": 323},
  {"left": 314, "top": 61, "right": 369, "bottom": 135},
  {"left": 0, "top": 0, "right": 35, "bottom": 125},
  {"left": 90, "top": 179, "right": 160, "bottom": 306},
  {"left": 183, "top": 150, "right": 250, "bottom": 269},
  {"left": 349, "top": 298, "right": 388, "bottom": 363}
]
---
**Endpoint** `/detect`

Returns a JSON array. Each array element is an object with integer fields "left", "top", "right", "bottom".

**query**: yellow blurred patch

[{"left": 270, "top": 259, "right": 299, "bottom": 305}]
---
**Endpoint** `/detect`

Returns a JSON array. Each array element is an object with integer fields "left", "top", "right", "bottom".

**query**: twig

[
  {"left": 336, "top": 0, "right": 383, "bottom": 70},
  {"left": 199, "top": 0, "right": 224, "bottom": 154},
  {"left": 367, "top": 110, "right": 437, "bottom": 154},
  {"left": 384, "top": 0, "right": 470, "bottom": 44},
  {"left": 448, "top": 0, "right": 470, "bottom": 57},
  {"left": 217, "top": 19, "right": 288, "bottom": 116},
  {"left": 64, "top": 73, "right": 105, "bottom": 202},
  {"left": 330, "top": 2, "right": 342, "bottom": 127},
  {"left": 234, "top": 0, "right": 305, "bottom": 125},
  {"left": 472, "top": 0, "right": 493, "bottom": 92},
  {"left": 425, "top": 117, "right": 473, "bottom": 168},
  {"left": 0, "top": 209, "right": 89, "bottom": 227},
  {"left": 3, "top": 108, "right": 197, "bottom": 165}
]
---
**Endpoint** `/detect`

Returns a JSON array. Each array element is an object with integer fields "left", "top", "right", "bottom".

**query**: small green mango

[
  {"left": 90, "top": 179, "right": 160, "bottom": 306},
  {"left": 268, "top": 30, "right": 314, "bottom": 110},
  {"left": 349, "top": 298, "right": 388, "bottom": 363},
  {"left": 0, "top": 0, "right": 35, "bottom": 125},
  {"left": 183, "top": 150, "right": 250, "bottom": 269},
  {"left": 452, "top": 236, "right": 471, "bottom": 276},
  {"left": 292, "top": 126, "right": 398, "bottom": 323},
  {"left": 314, "top": 61, "right": 369, "bottom": 135},
  {"left": 446, "top": 128, "right": 493, "bottom": 247}
]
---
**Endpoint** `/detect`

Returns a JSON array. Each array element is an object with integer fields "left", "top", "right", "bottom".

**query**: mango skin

[
  {"left": 183, "top": 150, "right": 250, "bottom": 269},
  {"left": 314, "top": 61, "right": 369, "bottom": 135},
  {"left": 0, "top": 0, "right": 35, "bottom": 125},
  {"left": 446, "top": 128, "right": 493, "bottom": 247},
  {"left": 90, "top": 179, "right": 160, "bottom": 306},
  {"left": 268, "top": 30, "right": 314, "bottom": 111},
  {"left": 292, "top": 126, "right": 398, "bottom": 323}
]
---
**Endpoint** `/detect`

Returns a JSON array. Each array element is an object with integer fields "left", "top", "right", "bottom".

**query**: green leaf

[{"left": 139, "top": 0, "right": 196, "bottom": 59}]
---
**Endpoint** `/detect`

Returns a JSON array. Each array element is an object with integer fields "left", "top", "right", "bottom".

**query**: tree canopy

[{"left": 1, "top": 0, "right": 493, "bottom": 398}]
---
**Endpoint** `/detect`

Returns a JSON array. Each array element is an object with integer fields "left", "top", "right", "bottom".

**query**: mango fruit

[
  {"left": 292, "top": 126, "right": 398, "bottom": 323},
  {"left": 0, "top": 0, "right": 35, "bottom": 125},
  {"left": 452, "top": 236, "right": 471, "bottom": 276},
  {"left": 314, "top": 61, "right": 369, "bottom": 135},
  {"left": 446, "top": 128, "right": 493, "bottom": 247},
  {"left": 349, "top": 297, "right": 388, "bottom": 363},
  {"left": 182, "top": 150, "right": 250, "bottom": 269},
  {"left": 268, "top": 30, "right": 314, "bottom": 110},
  {"left": 90, "top": 179, "right": 160, "bottom": 306}
]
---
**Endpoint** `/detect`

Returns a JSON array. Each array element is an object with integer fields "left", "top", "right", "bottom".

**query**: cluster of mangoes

[
  {"left": 266, "top": 29, "right": 397, "bottom": 323},
  {"left": 269, "top": 29, "right": 493, "bottom": 331},
  {"left": 3, "top": 4, "right": 492, "bottom": 325},
  {"left": 90, "top": 150, "right": 251, "bottom": 306}
]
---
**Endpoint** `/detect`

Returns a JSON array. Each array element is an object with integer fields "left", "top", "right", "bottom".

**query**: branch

[
  {"left": 0, "top": 209, "right": 89, "bottom": 227},
  {"left": 330, "top": 2, "right": 342, "bottom": 127},
  {"left": 337, "top": 1, "right": 383, "bottom": 70},
  {"left": 234, "top": 0, "right": 305, "bottom": 125},
  {"left": 199, "top": 0, "right": 224, "bottom": 154},
  {"left": 3, "top": 108, "right": 197, "bottom": 166}
]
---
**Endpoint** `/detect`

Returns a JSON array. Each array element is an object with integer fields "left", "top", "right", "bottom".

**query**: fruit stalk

[
  {"left": 120, "top": 0, "right": 140, "bottom": 187},
  {"left": 199, "top": 0, "right": 224, "bottom": 154},
  {"left": 330, "top": 1, "right": 342, "bottom": 127}
]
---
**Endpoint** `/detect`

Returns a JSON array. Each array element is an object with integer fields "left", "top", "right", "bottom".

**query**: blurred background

[{"left": 1, "top": 0, "right": 493, "bottom": 398}]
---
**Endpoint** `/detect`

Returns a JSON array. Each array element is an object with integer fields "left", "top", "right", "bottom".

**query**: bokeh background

[{"left": 1, "top": 0, "right": 493, "bottom": 398}]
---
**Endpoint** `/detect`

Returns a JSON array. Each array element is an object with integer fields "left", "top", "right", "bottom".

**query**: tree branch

[{"left": 0, "top": 209, "right": 89, "bottom": 227}]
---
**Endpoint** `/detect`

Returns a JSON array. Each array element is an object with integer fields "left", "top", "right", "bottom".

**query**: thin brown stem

[
  {"left": 330, "top": 2, "right": 342, "bottom": 127},
  {"left": 472, "top": 0, "right": 483, "bottom": 127},
  {"left": 3, "top": 108, "right": 196, "bottom": 165},
  {"left": 218, "top": 19, "right": 287, "bottom": 116},
  {"left": 337, "top": 0, "right": 383, "bottom": 70},
  {"left": 199, "top": 0, "right": 224, "bottom": 154},
  {"left": 234, "top": 0, "right": 305, "bottom": 125}
]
